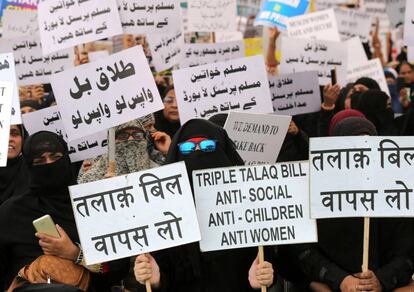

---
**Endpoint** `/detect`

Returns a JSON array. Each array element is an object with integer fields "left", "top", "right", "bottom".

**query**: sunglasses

[
  {"left": 115, "top": 130, "right": 146, "bottom": 141},
  {"left": 178, "top": 139, "right": 217, "bottom": 155}
]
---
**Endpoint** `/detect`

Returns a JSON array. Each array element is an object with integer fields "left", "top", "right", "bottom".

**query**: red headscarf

[{"left": 328, "top": 109, "right": 366, "bottom": 136}]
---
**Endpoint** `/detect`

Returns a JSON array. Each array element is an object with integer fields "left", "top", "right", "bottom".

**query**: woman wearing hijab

[
  {"left": 0, "top": 131, "right": 128, "bottom": 291},
  {"left": 133, "top": 119, "right": 274, "bottom": 292},
  {"left": 154, "top": 85, "right": 180, "bottom": 139}
]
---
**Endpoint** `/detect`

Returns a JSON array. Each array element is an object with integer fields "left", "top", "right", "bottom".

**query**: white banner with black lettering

[
  {"left": 147, "top": 31, "right": 184, "bottom": 72},
  {"left": 310, "top": 136, "right": 414, "bottom": 218},
  {"left": 193, "top": 162, "right": 317, "bottom": 251},
  {"left": 70, "top": 162, "right": 201, "bottom": 265},
  {"left": 0, "top": 53, "right": 21, "bottom": 125},
  {"left": 0, "top": 82, "right": 14, "bottom": 167},
  {"left": 334, "top": 7, "right": 371, "bottom": 42}
]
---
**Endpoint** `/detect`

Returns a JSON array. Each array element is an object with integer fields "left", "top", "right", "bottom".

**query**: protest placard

[
  {"left": 215, "top": 31, "right": 244, "bottom": 43},
  {"left": 179, "top": 41, "right": 245, "bottom": 68},
  {"left": 0, "top": 36, "right": 74, "bottom": 86},
  {"left": 187, "top": 0, "right": 237, "bottom": 32},
  {"left": 173, "top": 55, "right": 273, "bottom": 124},
  {"left": 314, "top": 0, "right": 350, "bottom": 10},
  {"left": 279, "top": 36, "right": 347, "bottom": 85},
  {"left": 403, "top": 0, "right": 414, "bottom": 46},
  {"left": 223, "top": 112, "right": 291, "bottom": 165},
  {"left": 269, "top": 71, "right": 321, "bottom": 115},
  {"left": 334, "top": 7, "right": 372, "bottom": 42},
  {"left": 408, "top": 47, "right": 414, "bottom": 63},
  {"left": 22, "top": 105, "right": 108, "bottom": 162},
  {"left": 50, "top": 46, "right": 163, "bottom": 141},
  {"left": 147, "top": 31, "right": 184, "bottom": 72},
  {"left": 254, "top": 0, "right": 310, "bottom": 30},
  {"left": 118, "top": 0, "right": 182, "bottom": 34},
  {"left": 38, "top": 0, "right": 123, "bottom": 55},
  {"left": 346, "top": 37, "right": 368, "bottom": 68},
  {"left": 2, "top": 10, "right": 39, "bottom": 39},
  {"left": 193, "top": 162, "right": 317, "bottom": 251},
  {"left": 69, "top": 162, "right": 201, "bottom": 265},
  {"left": 0, "top": 53, "right": 21, "bottom": 125},
  {"left": 287, "top": 9, "right": 341, "bottom": 41},
  {"left": 385, "top": 0, "right": 405, "bottom": 28},
  {"left": 362, "top": 0, "right": 390, "bottom": 35},
  {"left": 310, "top": 136, "right": 414, "bottom": 218},
  {"left": 0, "top": 82, "right": 14, "bottom": 167},
  {"left": 88, "top": 51, "right": 110, "bottom": 62},
  {"left": 347, "top": 58, "right": 390, "bottom": 96}
]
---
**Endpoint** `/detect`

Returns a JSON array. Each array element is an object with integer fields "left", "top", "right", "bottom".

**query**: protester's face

[
  {"left": 163, "top": 89, "right": 179, "bottom": 122},
  {"left": 399, "top": 64, "right": 414, "bottom": 84},
  {"left": 8, "top": 126, "right": 22, "bottom": 159},
  {"left": 115, "top": 127, "right": 146, "bottom": 142},
  {"left": 21, "top": 106, "right": 37, "bottom": 114},
  {"left": 32, "top": 151, "right": 64, "bottom": 166}
]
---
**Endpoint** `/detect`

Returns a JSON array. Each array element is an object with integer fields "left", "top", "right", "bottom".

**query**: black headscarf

[
  {"left": 354, "top": 77, "right": 381, "bottom": 90},
  {"left": 154, "top": 85, "right": 180, "bottom": 138},
  {"left": 0, "top": 125, "right": 29, "bottom": 205}
]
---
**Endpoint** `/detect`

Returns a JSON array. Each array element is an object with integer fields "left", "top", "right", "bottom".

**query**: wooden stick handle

[
  {"left": 258, "top": 246, "right": 267, "bottom": 292},
  {"left": 362, "top": 217, "right": 370, "bottom": 272},
  {"left": 145, "top": 280, "right": 152, "bottom": 292},
  {"left": 107, "top": 160, "right": 116, "bottom": 177}
]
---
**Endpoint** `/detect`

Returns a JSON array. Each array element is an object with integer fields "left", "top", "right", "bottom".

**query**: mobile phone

[
  {"left": 405, "top": 87, "right": 412, "bottom": 102},
  {"left": 33, "top": 215, "right": 60, "bottom": 238},
  {"left": 330, "top": 69, "right": 337, "bottom": 85}
]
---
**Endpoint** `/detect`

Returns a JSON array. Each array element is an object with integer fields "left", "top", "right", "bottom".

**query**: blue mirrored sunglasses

[{"left": 178, "top": 139, "right": 217, "bottom": 155}]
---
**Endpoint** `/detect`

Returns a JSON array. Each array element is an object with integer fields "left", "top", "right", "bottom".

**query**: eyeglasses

[
  {"left": 115, "top": 131, "right": 146, "bottom": 141},
  {"left": 178, "top": 139, "right": 217, "bottom": 155}
]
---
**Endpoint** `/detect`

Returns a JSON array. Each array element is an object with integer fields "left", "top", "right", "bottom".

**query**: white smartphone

[{"left": 32, "top": 215, "right": 61, "bottom": 238}]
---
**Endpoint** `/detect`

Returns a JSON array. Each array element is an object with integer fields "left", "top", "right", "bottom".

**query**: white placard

[
  {"left": 70, "top": 162, "right": 201, "bottom": 265},
  {"left": 0, "top": 36, "right": 74, "bottom": 86},
  {"left": 173, "top": 55, "right": 273, "bottom": 124},
  {"left": 193, "top": 162, "right": 318, "bottom": 251},
  {"left": 2, "top": 10, "right": 39, "bottom": 39},
  {"left": 118, "top": 0, "right": 182, "bottom": 34},
  {"left": 269, "top": 71, "right": 322, "bottom": 115},
  {"left": 279, "top": 36, "right": 347, "bottom": 86},
  {"left": 214, "top": 31, "right": 244, "bottom": 43},
  {"left": 315, "top": 0, "right": 349, "bottom": 10},
  {"left": 187, "top": 0, "right": 237, "bottom": 32},
  {"left": 0, "top": 82, "right": 14, "bottom": 167},
  {"left": 224, "top": 112, "right": 291, "bottom": 165},
  {"left": 147, "top": 31, "right": 184, "bottom": 72},
  {"left": 347, "top": 58, "right": 390, "bottom": 96},
  {"left": 408, "top": 47, "right": 414, "bottom": 63},
  {"left": 403, "top": 0, "right": 414, "bottom": 46},
  {"left": 88, "top": 51, "right": 110, "bottom": 62},
  {"left": 287, "top": 9, "right": 341, "bottom": 42},
  {"left": 346, "top": 37, "right": 368, "bottom": 68},
  {"left": 385, "top": 0, "right": 405, "bottom": 28},
  {"left": 310, "top": 136, "right": 414, "bottom": 218},
  {"left": 22, "top": 106, "right": 107, "bottom": 163},
  {"left": 38, "top": 0, "right": 123, "bottom": 55},
  {"left": 334, "top": 7, "right": 372, "bottom": 42},
  {"left": 50, "top": 46, "right": 163, "bottom": 141},
  {"left": 0, "top": 53, "right": 21, "bottom": 125},
  {"left": 179, "top": 41, "right": 245, "bottom": 68}
]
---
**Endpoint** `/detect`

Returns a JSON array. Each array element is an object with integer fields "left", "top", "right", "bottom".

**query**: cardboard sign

[
  {"left": 193, "top": 162, "right": 318, "bottom": 251},
  {"left": 0, "top": 82, "right": 14, "bottom": 167},
  {"left": 2, "top": 10, "right": 39, "bottom": 38},
  {"left": 70, "top": 162, "right": 201, "bottom": 265},
  {"left": 346, "top": 37, "right": 368, "bottom": 68},
  {"left": 334, "top": 7, "right": 372, "bottom": 42},
  {"left": 403, "top": 0, "right": 414, "bottom": 46},
  {"left": 147, "top": 31, "right": 184, "bottom": 72},
  {"left": 385, "top": 0, "right": 405, "bottom": 28},
  {"left": 0, "top": 53, "right": 21, "bottom": 125}
]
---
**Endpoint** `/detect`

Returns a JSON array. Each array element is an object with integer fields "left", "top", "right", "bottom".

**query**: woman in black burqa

[
  {"left": 0, "top": 131, "right": 128, "bottom": 291},
  {"left": 133, "top": 119, "right": 274, "bottom": 292}
]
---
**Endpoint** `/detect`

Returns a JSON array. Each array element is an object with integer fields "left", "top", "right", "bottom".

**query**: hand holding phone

[{"left": 33, "top": 215, "right": 60, "bottom": 238}]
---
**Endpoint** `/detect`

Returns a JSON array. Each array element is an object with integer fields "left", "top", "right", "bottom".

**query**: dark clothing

[
  {"left": 277, "top": 130, "right": 309, "bottom": 162},
  {"left": 0, "top": 155, "right": 29, "bottom": 205},
  {"left": 154, "top": 110, "right": 180, "bottom": 139}
]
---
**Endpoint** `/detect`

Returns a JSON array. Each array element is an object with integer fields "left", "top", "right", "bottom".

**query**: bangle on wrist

[
  {"left": 75, "top": 243, "right": 83, "bottom": 265},
  {"left": 321, "top": 102, "right": 335, "bottom": 111}
]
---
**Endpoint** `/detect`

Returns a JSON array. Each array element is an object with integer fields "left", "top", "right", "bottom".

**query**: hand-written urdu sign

[
  {"left": 118, "top": 0, "right": 182, "bottom": 34},
  {"left": 147, "top": 31, "right": 184, "bottom": 72},
  {"left": 193, "top": 162, "right": 318, "bottom": 251},
  {"left": 0, "top": 36, "right": 74, "bottom": 86},
  {"left": 0, "top": 53, "right": 21, "bottom": 125},
  {"left": 286, "top": 9, "right": 341, "bottom": 42},
  {"left": 223, "top": 112, "right": 291, "bottom": 165},
  {"left": 50, "top": 46, "right": 163, "bottom": 141},
  {"left": 2, "top": 10, "right": 39, "bottom": 38},
  {"left": 334, "top": 7, "right": 372, "bottom": 42},
  {"left": 403, "top": 0, "right": 414, "bottom": 46},
  {"left": 269, "top": 71, "right": 321, "bottom": 115},
  {"left": 279, "top": 37, "right": 347, "bottom": 85},
  {"left": 38, "top": 0, "right": 123, "bottom": 55},
  {"left": 187, "top": 0, "right": 237, "bottom": 32},
  {"left": 69, "top": 162, "right": 201, "bottom": 265},
  {"left": 179, "top": 41, "right": 245, "bottom": 68},
  {"left": 0, "top": 82, "right": 14, "bottom": 167},
  {"left": 254, "top": 0, "right": 309, "bottom": 30},
  {"left": 310, "top": 136, "right": 414, "bottom": 219},
  {"left": 173, "top": 55, "right": 273, "bottom": 124},
  {"left": 22, "top": 106, "right": 108, "bottom": 163}
]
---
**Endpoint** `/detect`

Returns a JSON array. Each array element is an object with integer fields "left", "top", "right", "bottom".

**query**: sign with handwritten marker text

[
  {"left": 118, "top": 0, "right": 182, "bottom": 34},
  {"left": 279, "top": 36, "right": 347, "bottom": 86},
  {"left": 269, "top": 71, "right": 321, "bottom": 115},
  {"left": 0, "top": 36, "right": 74, "bottom": 86},
  {"left": 187, "top": 0, "right": 237, "bottom": 32},
  {"left": 173, "top": 55, "right": 273, "bottom": 124},
  {"left": 224, "top": 112, "right": 291, "bottom": 165},
  {"left": 193, "top": 162, "right": 318, "bottom": 251},
  {"left": 179, "top": 41, "right": 245, "bottom": 68},
  {"left": 22, "top": 105, "right": 107, "bottom": 162},
  {"left": 0, "top": 82, "right": 14, "bottom": 167},
  {"left": 147, "top": 30, "right": 184, "bottom": 72},
  {"left": 403, "top": 0, "right": 414, "bottom": 46},
  {"left": 38, "top": 0, "right": 123, "bottom": 55},
  {"left": 2, "top": 10, "right": 39, "bottom": 39},
  {"left": 0, "top": 53, "right": 21, "bottom": 125},
  {"left": 310, "top": 136, "right": 414, "bottom": 218},
  {"left": 50, "top": 46, "right": 163, "bottom": 141},
  {"left": 69, "top": 162, "right": 201, "bottom": 265},
  {"left": 334, "top": 7, "right": 371, "bottom": 42}
]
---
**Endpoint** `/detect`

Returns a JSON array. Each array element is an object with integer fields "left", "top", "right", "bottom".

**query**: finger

[
  {"left": 55, "top": 224, "right": 66, "bottom": 238},
  {"left": 256, "top": 267, "right": 273, "bottom": 276},
  {"left": 357, "top": 284, "right": 374, "bottom": 291}
]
